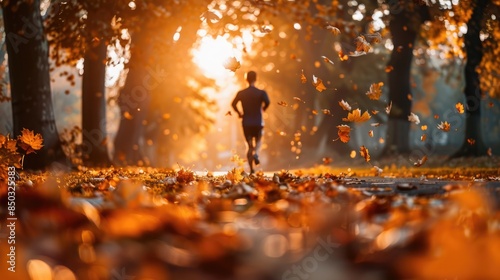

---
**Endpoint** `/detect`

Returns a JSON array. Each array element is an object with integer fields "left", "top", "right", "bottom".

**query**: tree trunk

[
  {"left": 453, "top": 0, "right": 489, "bottom": 157},
  {"left": 3, "top": 0, "right": 67, "bottom": 170},
  {"left": 383, "top": 4, "right": 429, "bottom": 156},
  {"left": 113, "top": 31, "right": 151, "bottom": 165},
  {"left": 81, "top": 10, "right": 111, "bottom": 166}
]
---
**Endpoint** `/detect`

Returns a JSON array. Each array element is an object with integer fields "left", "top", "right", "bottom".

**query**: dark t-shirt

[{"left": 232, "top": 86, "right": 270, "bottom": 127}]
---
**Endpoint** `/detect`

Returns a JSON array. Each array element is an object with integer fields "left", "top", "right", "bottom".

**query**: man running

[{"left": 231, "top": 71, "right": 270, "bottom": 174}]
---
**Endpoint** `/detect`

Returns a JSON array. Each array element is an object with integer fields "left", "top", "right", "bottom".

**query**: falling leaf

[
  {"left": 322, "top": 109, "right": 331, "bottom": 115},
  {"left": 343, "top": 109, "right": 371, "bottom": 123},
  {"left": 421, "top": 125, "right": 428, "bottom": 131},
  {"left": 339, "top": 100, "right": 352, "bottom": 111},
  {"left": 408, "top": 112, "right": 420, "bottom": 125},
  {"left": 336, "top": 125, "right": 351, "bottom": 143},
  {"left": 312, "top": 75, "right": 327, "bottom": 92},
  {"left": 278, "top": 101, "right": 288, "bottom": 107},
  {"left": 371, "top": 123, "right": 381, "bottom": 127},
  {"left": 385, "top": 102, "right": 392, "bottom": 114},
  {"left": 354, "top": 35, "right": 371, "bottom": 53},
  {"left": 379, "top": 137, "right": 385, "bottom": 144},
  {"left": 300, "top": 70, "right": 307, "bottom": 84},
  {"left": 18, "top": 129, "right": 44, "bottom": 154},
  {"left": 223, "top": 57, "right": 241, "bottom": 72},
  {"left": 437, "top": 121, "right": 451, "bottom": 132},
  {"left": 456, "top": 102, "right": 465, "bottom": 114},
  {"left": 338, "top": 50, "right": 349, "bottom": 61},
  {"left": 434, "top": 114, "right": 439, "bottom": 119},
  {"left": 360, "top": 145, "right": 370, "bottom": 162},
  {"left": 373, "top": 166, "right": 383, "bottom": 176},
  {"left": 259, "top": 25, "right": 272, "bottom": 33},
  {"left": 385, "top": 65, "right": 394, "bottom": 73},
  {"left": 200, "top": 10, "right": 222, "bottom": 26},
  {"left": 321, "top": 56, "right": 334, "bottom": 65},
  {"left": 467, "top": 138, "right": 475, "bottom": 145},
  {"left": 371, "top": 110, "right": 379, "bottom": 115},
  {"left": 366, "top": 82, "right": 383, "bottom": 100},
  {"left": 487, "top": 147, "right": 493, "bottom": 156},
  {"left": 413, "top": 155, "right": 428, "bottom": 167},
  {"left": 368, "top": 130, "right": 374, "bottom": 137},
  {"left": 421, "top": 134, "right": 427, "bottom": 141},
  {"left": 322, "top": 157, "right": 333, "bottom": 164},
  {"left": 312, "top": 110, "right": 318, "bottom": 115},
  {"left": 326, "top": 25, "right": 341, "bottom": 35},
  {"left": 293, "top": 97, "right": 305, "bottom": 103}
]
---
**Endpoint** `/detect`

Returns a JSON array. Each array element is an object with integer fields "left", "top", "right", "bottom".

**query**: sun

[{"left": 191, "top": 35, "right": 241, "bottom": 80}]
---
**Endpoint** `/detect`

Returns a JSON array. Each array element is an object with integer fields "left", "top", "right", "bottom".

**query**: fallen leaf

[
  {"left": 223, "top": 57, "right": 241, "bottom": 72},
  {"left": 437, "top": 121, "right": 451, "bottom": 132},
  {"left": 339, "top": 100, "right": 352, "bottom": 111},
  {"left": 408, "top": 112, "right": 420, "bottom": 125},
  {"left": 343, "top": 109, "right": 371, "bottom": 123},
  {"left": 336, "top": 125, "right": 351, "bottom": 143},
  {"left": 312, "top": 75, "right": 327, "bottom": 92},
  {"left": 360, "top": 145, "right": 370, "bottom": 162}
]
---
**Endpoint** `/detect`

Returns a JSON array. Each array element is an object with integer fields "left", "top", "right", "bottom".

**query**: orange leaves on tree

[
  {"left": 336, "top": 125, "right": 351, "bottom": 143},
  {"left": 437, "top": 121, "right": 451, "bottom": 132},
  {"left": 360, "top": 145, "right": 370, "bottom": 162},
  {"left": 366, "top": 82, "right": 383, "bottom": 100},
  {"left": 312, "top": 75, "right": 327, "bottom": 92},
  {"left": 456, "top": 102, "right": 465, "bottom": 114},
  {"left": 223, "top": 57, "right": 240, "bottom": 72},
  {"left": 339, "top": 99, "right": 351, "bottom": 111},
  {"left": 18, "top": 128, "right": 44, "bottom": 154},
  {"left": 342, "top": 109, "right": 371, "bottom": 123}
]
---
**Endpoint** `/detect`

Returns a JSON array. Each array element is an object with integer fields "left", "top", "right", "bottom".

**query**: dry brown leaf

[
  {"left": 300, "top": 70, "right": 307, "bottom": 84},
  {"left": 366, "top": 82, "right": 383, "bottom": 100},
  {"left": 326, "top": 25, "right": 341, "bottom": 35},
  {"left": 312, "top": 75, "right": 327, "bottom": 92},
  {"left": 413, "top": 155, "right": 428, "bottom": 167},
  {"left": 339, "top": 99, "right": 352, "bottom": 111},
  {"left": 336, "top": 125, "right": 351, "bottom": 143},
  {"left": 360, "top": 145, "right": 370, "bottom": 162}
]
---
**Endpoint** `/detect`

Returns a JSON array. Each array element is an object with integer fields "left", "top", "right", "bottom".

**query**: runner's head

[{"left": 246, "top": 71, "right": 257, "bottom": 84}]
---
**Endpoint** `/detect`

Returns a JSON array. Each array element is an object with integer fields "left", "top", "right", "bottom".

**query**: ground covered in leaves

[{"left": 1, "top": 163, "right": 500, "bottom": 280}]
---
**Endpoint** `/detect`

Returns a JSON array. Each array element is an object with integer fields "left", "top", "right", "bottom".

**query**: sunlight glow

[{"left": 191, "top": 35, "right": 240, "bottom": 80}]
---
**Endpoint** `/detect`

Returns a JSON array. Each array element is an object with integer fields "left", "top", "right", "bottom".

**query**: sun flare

[{"left": 192, "top": 35, "right": 239, "bottom": 80}]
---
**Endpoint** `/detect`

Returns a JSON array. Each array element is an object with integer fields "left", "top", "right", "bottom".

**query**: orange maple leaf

[
  {"left": 456, "top": 102, "right": 465, "bottom": 114},
  {"left": 17, "top": 128, "right": 43, "bottom": 154},
  {"left": 342, "top": 109, "right": 371, "bottom": 123},
  {"left": 223, "top": 57, "right": 241, "bottom": 72},
  {"left": 437, "top": 121, "right": 451, "bottom": 132},
  {"left": 338, "top": 99, "right": 351, "bottom": 111},
  {"left": 336, "top": 125, "right": 351, "bottom": 143},
  {"left": 366, "top": 82, "right": 383, "bottom": 100}
]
